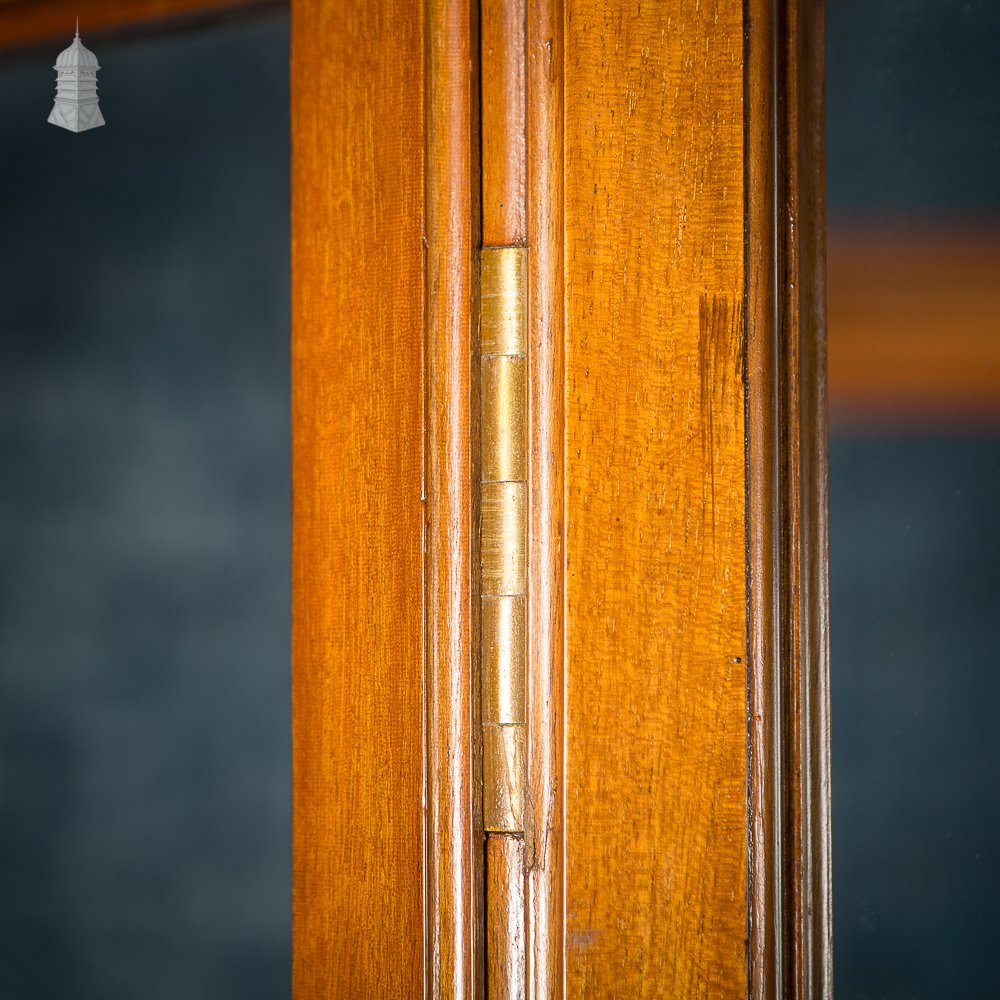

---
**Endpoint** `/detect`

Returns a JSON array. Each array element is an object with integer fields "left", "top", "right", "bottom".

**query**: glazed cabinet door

[{"left": 291, "top": 0, "right": 831, "bottom": 998}]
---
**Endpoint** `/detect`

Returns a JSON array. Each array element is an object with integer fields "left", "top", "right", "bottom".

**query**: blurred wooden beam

[
  {"left": 828, "top": 226, "right": 1000, "bottom": 430},
  {"left": 0, "top": 0, "right": 282, "bottom": 52}
]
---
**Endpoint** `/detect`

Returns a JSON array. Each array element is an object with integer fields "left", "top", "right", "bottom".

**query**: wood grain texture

[
  {"left": 481, "top": 0, "right": 525, "bottom": 245},
  {"left": 524, "top": 0, "right": 565, "bottom": 993},
  {"left": 425, "top": 0, "right": 481, "bottom": 995},
  {"left": 794, "top": 7, "right": 833, "bottom": 993},
  {"left": 0, "top": 0, "right": 277, "bottom": 50},
  {"left": 745, "top": 0, "right": 781, "bottom": 992},
  {"left": 782, "top": 7, "right": 833, "bottom": 996},
  {"left": 828, "top": 226, "right": 1000, "bottom": 428},
  {"left": 487, "top": 836, "right": 527, "bottom": 1000},
  {"left": 290, "top": 0, "right": 424, "bottom": 995},
  {"left": 562, "top": 2, "right": 747, "bottom": 995},
  {"left": 746, "top": 1, "right": 832, "bottom": 996}
]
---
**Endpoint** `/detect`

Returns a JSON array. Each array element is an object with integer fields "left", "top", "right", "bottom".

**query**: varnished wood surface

[
  {"left": 290, "top": 0, "right": 424, "bottom": 996},
  {"left": 486, "top": 836, "right": 527, "bottom": 1000},
  {"left": 786, "top": 6, "right": 833, "bottom": 995},
  {"left": 0, "top": 0, "right": 277, "bottom": 50},
  {"left": 524, "top": 0, "right": 565, "bottom": 993},
  {"left": 746, "top": 1, "right": 832, "bottom": 996},
  {"left": 828, "top": 227, "right": 1000, "bottom": 428},
  {"left": 562, "top": 2, "right": 747, "bottom": 995},
  {"left": 745, "top": 0, "right": 781, "bottom": 990},
  {"left": 481, "top": 0, "right": 525, "bottom": 245},
  {"left": 424, "top": 0, "right": 481, "bottom": 995},
  {"left": 480, "top": 3, "right": 528, "bottom": 993}
]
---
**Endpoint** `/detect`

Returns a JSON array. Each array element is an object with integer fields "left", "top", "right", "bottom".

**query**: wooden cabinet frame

[
  {"left": 0, "top": 1, "right": 831, "bottom": 995},
  {"left": 746, "top": 2, "right": 832, "bottom": 996}
]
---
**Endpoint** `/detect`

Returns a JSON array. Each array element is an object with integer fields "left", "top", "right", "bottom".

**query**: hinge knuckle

[{"left": 481, "top": 246, "right": 528, "bottom": 835}]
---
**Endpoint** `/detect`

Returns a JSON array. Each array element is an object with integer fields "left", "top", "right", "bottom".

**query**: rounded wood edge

[
  {"left": 486, "top": 835, "right": 528, "bottom": 1000},
  {"left": 424, "top": 0, "right": 481, "bottom": 995},
  {"left": 744, "top": 1, "right": 833, "bottom": 997},
  {"left": 797, "top": 1, "right": 834, "bottom": 992},
  {"left": 525, "top": 0, "right": 566, "bottom": 996},
  {"left": 745, "top": 0, "right": 782, "bottom": 993}
]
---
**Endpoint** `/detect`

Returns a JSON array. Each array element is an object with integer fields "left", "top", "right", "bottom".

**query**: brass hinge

[{"left": 480, "top": 246, "right": 527, "bottom": 834}]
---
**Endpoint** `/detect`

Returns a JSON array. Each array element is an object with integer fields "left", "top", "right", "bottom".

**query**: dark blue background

[
  {"left": 828, "top": 2, "right": 1000, "bottom": 997},
  {"left": 829, "top": 438, "right": 1000, "bottom": 998},
  {"left": 0, "top": 11, "right": 290, "bottom": 999}
]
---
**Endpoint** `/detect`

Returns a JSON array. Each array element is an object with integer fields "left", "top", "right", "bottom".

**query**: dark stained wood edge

[
  {"left": 745, "top": 0, "right": 781, "bottom": 991},
  {"left": 745, "top": 1, "right": 833, "bottom": 997},
  {"left": 0, "top": 0, "right": 281, "bottom": 52},
  {"left": 524, "top": 0, "right": 565, "bottom": 996},
  {"left": 794, "top": 3, "right": 833, "bottom": 992},
  {"left": 424, "top": 0, "right": 482, "bottom": 995}
]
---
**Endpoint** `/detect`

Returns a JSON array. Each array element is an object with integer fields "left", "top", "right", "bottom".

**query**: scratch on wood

[{"left": 698, "top": 293, "right": 745, "bottom": 550}]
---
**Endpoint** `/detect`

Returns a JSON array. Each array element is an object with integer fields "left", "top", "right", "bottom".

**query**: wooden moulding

[
  {"left": 486, "top": 836, "right": 527, "bottom": 1000},
  {"left": 745, "top": 1, "right": 833, "bottom": 997},
  {"left": 424, "top": 0, "right": 482, "bottom": 995},
  {"left": 523, "top": 0, "right": 565, "bottom": 994}
]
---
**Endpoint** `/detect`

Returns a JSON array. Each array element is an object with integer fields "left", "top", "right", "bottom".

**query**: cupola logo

[{"left": 48, "top": 19, "right": 105, "bottom": 133}]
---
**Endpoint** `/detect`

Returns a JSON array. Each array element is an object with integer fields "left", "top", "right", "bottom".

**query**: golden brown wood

[
  {"left": 524, "top": 0, "right": 565, "bottom": 993},
  {"left": 486, "top": 837, "right": 527, "bottom": 1000},
  {"left": 425, "top": 0, "right": 481, "bottom": 994},
  {"left": 828, "top": 227, "right": 1000, "bottom": 428},
  {"left": 480, "top": 4, "right": 528, "bottom": 994},
  {"left": 562, "top": 2, "right": 747, "bottom": 995},
  {"left": 481, "top": 0, "right": 525, "bottom": 245},
  {"left": 290, "top": 0, "right": 424, "bottom": 995},
  {"left": 0, "top": 0, "right": 276, "bottom": 50}
]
